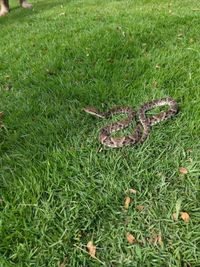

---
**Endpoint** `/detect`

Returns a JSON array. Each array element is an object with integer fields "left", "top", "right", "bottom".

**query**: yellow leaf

[
  {"left": 126, "top": 233, "right": 136, "bottom": 244},
  {"left": 124, "top": 197, "right": 131, "bottom": 210},
  {"left": 87, "top": 241, "right": 96, "bottom": 258},
  {"left": 181, "top": 212, "right": 190, "bottom": 223},
  {"left": 179, "top": 167, "right": 188, "bottom": 174},
  {"left": 128, "top": 188, "right": 137, "bottom": 194},
  {"left": 136, "top": 205, "right": 144, "bottom": 211}
]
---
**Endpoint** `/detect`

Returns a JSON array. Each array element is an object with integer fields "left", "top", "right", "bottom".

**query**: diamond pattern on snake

[{"left": 83, "top": 97, "right": 178, "bottom": 148}]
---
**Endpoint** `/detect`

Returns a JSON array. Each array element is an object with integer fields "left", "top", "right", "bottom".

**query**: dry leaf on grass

[
  {"left": 136, "top": 205, "right": 144, "bottom": 211},
  {"left": 124, "top": 196, "right": 132, "bottom": 209},
  {"left": 179, "top": 167, "right": 188, "bottom": 174},
  {"left": 126, "top": 233, "right": 137, "bottom": 244},
  {"left": 172, "top": 212, "right": 178, "bottom": 221},
  {"left": 87, "top": 241, "right": 96, "bottom": 258},
  {"left": 126, "top": 188, "right": 137, "bottom": 194},
  {"left": 181, "top": 212, "right": 190, "bottom": 223}
]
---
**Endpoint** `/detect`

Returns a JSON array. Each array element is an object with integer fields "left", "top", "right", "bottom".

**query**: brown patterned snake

[{"left": 83, "top": 97, "right": 178, "bottom": 148}]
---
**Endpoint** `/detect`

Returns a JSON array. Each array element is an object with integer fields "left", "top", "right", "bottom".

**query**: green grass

[{"left": 0, "top": 0, "right": 200, "bottom": 266}]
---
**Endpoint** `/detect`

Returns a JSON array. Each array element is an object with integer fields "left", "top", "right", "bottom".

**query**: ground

[{"left": 0, "top": 0, "right": 200, "bottom": 266}]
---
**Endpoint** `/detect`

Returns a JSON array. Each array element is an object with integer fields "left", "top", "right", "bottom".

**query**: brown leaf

[
  {"left": 126, "top": 233, "right": 136, "bottom": 244},
  {"left": 136, "top": 205, "right": 144, "bottom": 211},
  {"left": 124, "top": 196, "right": 132, "bottom": 209},
  {"left": 179, "top": 167, "right": 188, "bottom": 174},
  {"left": 181, "top": 212, "right": 190, "bottom": 223},
  {"left": 172, "top": 212, "right": 178, "bottom": 221},
  {"left": 87, "top": 241, "right": 96, "bottom": 258}
]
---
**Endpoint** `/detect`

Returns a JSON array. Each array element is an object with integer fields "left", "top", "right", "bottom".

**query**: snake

[{"left": 83, "top": 97, "right": 178, "bottom": 148}]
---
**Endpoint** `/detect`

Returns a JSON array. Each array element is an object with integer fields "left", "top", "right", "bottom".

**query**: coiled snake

[{"left": 83, "top": 97, "right": 178, "bottom": 148}]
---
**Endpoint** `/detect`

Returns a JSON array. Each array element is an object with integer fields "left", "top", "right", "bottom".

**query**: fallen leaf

[
  {"left": 136, "top": 205, "right": 144, "bottom": 211},
  {"left": 126, "top": 233, "right": 136, "bottom": 244},
  {"left": 126, "top": 188, "right": 137, "bottom": 194},
  {"left": 181, "top": 212, "right": 190, "bottom": 223},
  {"left": 124, "top": 196, "right": 132, "bottom": 209},
  {"left": 179, "top": 167, "right": 188, "bottom": 174},
  {"left": 155, "top": 64, "right": 161, "bottom": 69},
  {"left": 172, "top": 212, "right": 178, "bottom": 221},
  {"left": 87, "top": 241, "right": 96, "bottom": 258}
]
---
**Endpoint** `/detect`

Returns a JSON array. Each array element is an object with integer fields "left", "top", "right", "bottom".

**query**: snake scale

[{"left": 83, "top": 97, "right": 178, "bottom": 148}]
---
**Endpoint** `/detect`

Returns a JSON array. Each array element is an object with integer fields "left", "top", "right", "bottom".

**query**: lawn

[{"left": 0, "top": 0, "right": 200, "bottom": 266}]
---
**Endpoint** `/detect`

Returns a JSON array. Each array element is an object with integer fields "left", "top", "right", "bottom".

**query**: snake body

[{"left": 83, "top": 97, "right": 178, "bottom": 148}]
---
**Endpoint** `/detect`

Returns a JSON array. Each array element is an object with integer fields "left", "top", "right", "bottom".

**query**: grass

[{"left": 0, "top": 0, "right": 200, "bottom": 266}]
